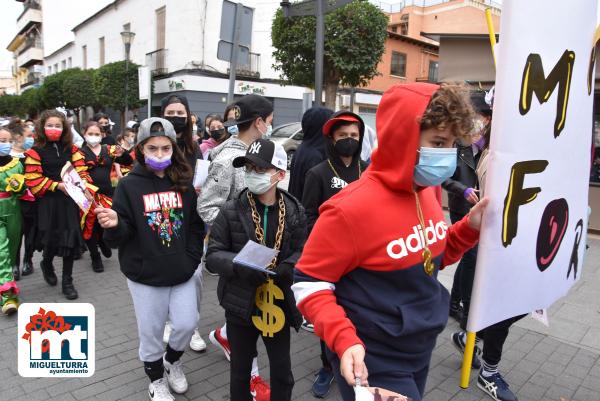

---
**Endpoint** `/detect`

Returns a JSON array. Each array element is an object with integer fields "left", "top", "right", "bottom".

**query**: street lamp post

[{"left": 121, "top": 30, "right": 136, "bottom": 123}]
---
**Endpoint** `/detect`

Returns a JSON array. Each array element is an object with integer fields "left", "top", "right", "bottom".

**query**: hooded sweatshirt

[
  {"left": 197, "top": 136, "right": 248, "bottom": 225},
  {"left": 288, "top": 107, "right": 333, "bottom": 200},
  {"left": 103, "top": 163, "right": 205, "bottom": 286},
  {"left": 302, "top": 111, "right": 369, "bottom": 232},
  {"left": 292, "top": 84, "right": 480, "bottom": 373}
]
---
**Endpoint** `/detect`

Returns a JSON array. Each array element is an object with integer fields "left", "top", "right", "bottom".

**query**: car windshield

[{"left": 271, "top": 123, "right": 301, "bottom": 138}]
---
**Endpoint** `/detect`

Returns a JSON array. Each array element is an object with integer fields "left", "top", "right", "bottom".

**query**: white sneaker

[
  {"left": 163, "top": 322, "right": 172, "bottom": 344},
  {"left": 148, "top": 378, "right": 174, "bottom": 401},
  {"left": 189, "top": 329, "right": 207, "bottom": 352},
  {"left": 163, "top": 355, "right": 188, "bottom": 394}
]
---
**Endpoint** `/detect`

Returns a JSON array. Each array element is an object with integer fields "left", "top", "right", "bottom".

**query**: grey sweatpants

[{"left": 128, "top": 277, "right": 198, "bottom": 362}]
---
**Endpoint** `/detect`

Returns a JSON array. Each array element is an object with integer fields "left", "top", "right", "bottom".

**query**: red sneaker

[
  {"left": 209, "top": 328, "right": 231, "bottom": 361},
  {"left": 250, "top": 375, "right": 271, "bottom": 401}
]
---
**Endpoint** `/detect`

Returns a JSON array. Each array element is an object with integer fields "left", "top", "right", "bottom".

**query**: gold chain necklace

[
  {"left": 414, "top": 191, "right": 435, "bottom": 276},
  {"left": 247, "top": 191, "right": 286, "bottom": 270},
  {"left": 327, "top": 159, "right": 362, "bottom": 181}
]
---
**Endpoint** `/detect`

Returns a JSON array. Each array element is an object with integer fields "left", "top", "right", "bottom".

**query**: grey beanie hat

[{"left": 136, "top": 117, "right": 177, "bottom": 144}]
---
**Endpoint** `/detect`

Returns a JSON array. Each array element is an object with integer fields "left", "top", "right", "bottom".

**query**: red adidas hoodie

[{"left": 292, "top": 83, "right": 480, "bottom": 372}]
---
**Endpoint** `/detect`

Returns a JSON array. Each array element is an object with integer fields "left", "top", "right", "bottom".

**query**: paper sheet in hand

[
  {"left": 354, "top": 385, "right": 412, "bottom": 401},
  {"left": 233, "top": 240, "right": 278, "bottom": 276},
  {"left": 193, "top": 159, "right": 210, "bottom": 189},
  {"left": 60, "top": 161, "right": 94, "bottom": 213}
]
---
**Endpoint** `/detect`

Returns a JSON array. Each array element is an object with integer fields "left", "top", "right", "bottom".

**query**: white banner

[
  {"left": 468, "top": 0, "right": 598, "bottom": 332},
  {"left": 138, "top": 66, "right": 150, "bottom": 100}
]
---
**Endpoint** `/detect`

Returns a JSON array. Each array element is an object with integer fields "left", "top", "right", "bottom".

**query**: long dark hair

[
  {"left": 35, "top": 110, "right": 73, "bottom": 150},
  {"left": 134, "top": 137, "right": 193, "bottom": 193},
  {"left": 161, "top": 95, "right": 197, "bottom": 159}
]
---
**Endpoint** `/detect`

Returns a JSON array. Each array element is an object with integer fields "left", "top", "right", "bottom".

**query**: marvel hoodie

[
  {"left": 292, "top": 83, "right": 480, "bottom": 372},
  {"left": 104, "top": 164, "right": 205, "bottom": 286}
]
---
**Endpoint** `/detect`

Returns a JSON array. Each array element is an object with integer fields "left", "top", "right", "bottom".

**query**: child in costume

[
  {"left": 8, "top": 119, "right": 36, "bottom": 279},
  {"left": 0, "top": 127, "right": 26, "bottom": 314},
  {"left": 80, "top": 121, "right": 133, "bottom": 272},
  {"left": 24, "top": 110, "right": 95, "bottom": 300},
  {"left": 206, "top": 138, "right": 307, "bottom": 401}
]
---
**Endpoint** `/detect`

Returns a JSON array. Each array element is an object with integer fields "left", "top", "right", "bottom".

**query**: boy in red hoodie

[{"left": 293, "top": 83, "right": 489, "bottom": 401}]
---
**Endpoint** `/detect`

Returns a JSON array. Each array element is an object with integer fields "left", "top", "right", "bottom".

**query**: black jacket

[
  {"left": 442, "top": 144, "right": 480, "bottom": 218},
  {"left": 206, "top": 188, "right": 307, "bottom": 330},
  {"left": 288, "top": 107, "right": 333, "bottom": 200},
  {"left": 104, "top": 164, "right": 205, "bottom": 286}
]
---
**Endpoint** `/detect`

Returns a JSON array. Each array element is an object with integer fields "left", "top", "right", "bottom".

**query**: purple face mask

[
  {"left": 145, "top": 154, "right": 172, "bottom": 171},
  {"left": 474, "top": 137, "right": 486, "bottom": 150}
]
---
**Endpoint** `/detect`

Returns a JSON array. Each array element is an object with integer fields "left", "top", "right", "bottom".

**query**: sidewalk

[{"left": 0, "top": 237, "right": 598, "bottom": 401}]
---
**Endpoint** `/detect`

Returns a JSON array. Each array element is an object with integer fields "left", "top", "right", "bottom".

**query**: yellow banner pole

[
  {"left": 485, "top": 8, "right": 497, "bottom": 67},
  {"left": 459, "top": 331, "right": 476, "bottom": 388},
  {"left": 459, "top": 8, "right": 496, "bottom": 391}
]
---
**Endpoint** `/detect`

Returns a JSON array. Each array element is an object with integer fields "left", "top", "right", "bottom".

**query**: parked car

[{"left": 269, "top": 122, "right": 302, "bottom": 169}]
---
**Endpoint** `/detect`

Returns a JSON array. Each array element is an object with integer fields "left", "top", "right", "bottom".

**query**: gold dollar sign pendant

[
  {"left": 422, "top": 248, "right": 434, "bottom": 276},
  {"left": 252, "top": 278, "right": 285, "bottom": 337}
]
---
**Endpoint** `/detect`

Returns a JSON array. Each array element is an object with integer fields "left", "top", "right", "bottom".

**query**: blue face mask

[
  {"left": 413, "top": 147, "right": 457, "bottom": 187},
  {"left": 0, "top": 142, "right": 12, "bottom": 156},
  {"left": 23, "top": 137, "right": 34, "bottom": 150},
  {"left": 227, "top": 125, "right": 239, "bottom": 135}
]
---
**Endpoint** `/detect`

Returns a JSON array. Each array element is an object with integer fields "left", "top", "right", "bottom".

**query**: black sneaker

[
  {"left": 451, "top": 331, "right": 481, "bottom": 370},
  {"left": 21, "top": 258, "right": 34, "bottom": 276},
  {"left": 12, "top": 265, "right": 20, "bottom": 281},
  {"left": 449, "top": 302, "right": 463, "bottom": 322},
  {"left": 477, "top": 371, "right": 518, "bottom": 401}
]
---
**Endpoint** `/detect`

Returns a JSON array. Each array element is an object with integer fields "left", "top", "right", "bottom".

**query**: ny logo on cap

[{"left": 249, "top": 142, "right": 262, "bottom": 154}]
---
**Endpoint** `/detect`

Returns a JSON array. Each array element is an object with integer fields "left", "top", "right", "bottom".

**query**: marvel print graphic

[{"left": 143, "top": 191, "right": 184, "bottom": 246}]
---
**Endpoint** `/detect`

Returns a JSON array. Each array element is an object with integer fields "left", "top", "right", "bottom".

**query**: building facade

[
  {"left": 6, "top": 0, "right": 44, "bottom": 94},
  {"left": 37, "top": 0, "right": 309, "bottom": 128},
  {"left": 353, "top": 0, "right": 500, "bottom": 117}
]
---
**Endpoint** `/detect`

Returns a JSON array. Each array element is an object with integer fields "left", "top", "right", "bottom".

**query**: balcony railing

[
  {"left": 229, "top": 52, "right": 261, "bottom": 78},
  {"left": 147, "top": 49, "right": 168, "bottom": 76},
  {"left": 19, "top": 37, "right": 43, "bottom": 54},
  {"left": 16, "top": 1, "right": 42, "bottom": 34},
  {"left": 17, "top": 46, "right": 43, "bottom": 68}
]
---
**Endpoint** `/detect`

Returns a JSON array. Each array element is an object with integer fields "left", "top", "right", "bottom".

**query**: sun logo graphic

[{"left": 18, "top": 303, "right": 95, "bottom": 377}]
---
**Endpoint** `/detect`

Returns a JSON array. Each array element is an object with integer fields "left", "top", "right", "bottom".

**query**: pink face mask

[{"left": 45, "top": 128, "right": 63, "bottom": 142}]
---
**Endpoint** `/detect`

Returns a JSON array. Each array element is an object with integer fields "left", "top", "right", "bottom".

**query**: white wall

[{"left": 44, "top": 43, "right": 74, "bottom": 76}]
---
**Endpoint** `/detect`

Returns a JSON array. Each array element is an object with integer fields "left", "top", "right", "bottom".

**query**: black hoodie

[
  {"left": 103, "top": 163, "right": 205, "bottom": 286},
  {"left": 288, "top": 107, "right": 333, "bottom": 200},
  {"left": 302, "top": 111, "right": 368, "bottom": 232}
]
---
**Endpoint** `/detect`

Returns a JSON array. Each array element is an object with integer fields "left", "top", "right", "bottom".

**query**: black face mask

[
  {"left": 165, "top": 116, "right": 187, "bottom": 133},
  {"left": 210, "top": 128, "right": 226, "bottom": 141},
  {"left": 334, "top": 137, "right": 359, "bottom": 157},
  {"left": 100, "top": 124, "right": 111, "bottom": 133}
]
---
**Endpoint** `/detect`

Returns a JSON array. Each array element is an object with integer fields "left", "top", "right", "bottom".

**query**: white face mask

[
  {"left": 85, "top": 135, "right": 102, "bottom": 146},
  {"left": 245, "top": 171, "right": 278, "bottom": 195}
]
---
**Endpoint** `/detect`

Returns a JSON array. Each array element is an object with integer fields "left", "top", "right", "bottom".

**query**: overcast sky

[{"left": 0, "top": 1, "right": 22, "bottom": 75}]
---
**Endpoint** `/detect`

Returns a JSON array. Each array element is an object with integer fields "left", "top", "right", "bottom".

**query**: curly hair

[{"left": 420, "top": 83, "right": 475, "bottom": 140}]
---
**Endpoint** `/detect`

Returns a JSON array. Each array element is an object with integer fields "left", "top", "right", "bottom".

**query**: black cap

[
  {"left": 470, "top": 91, "right": 492, "bottom": 116},
  {"left": 233, "top": 138, "right": 288, "bottom": 170},
  {"left": 223, "top": 94, "right": 273, "bottom": 127}
]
